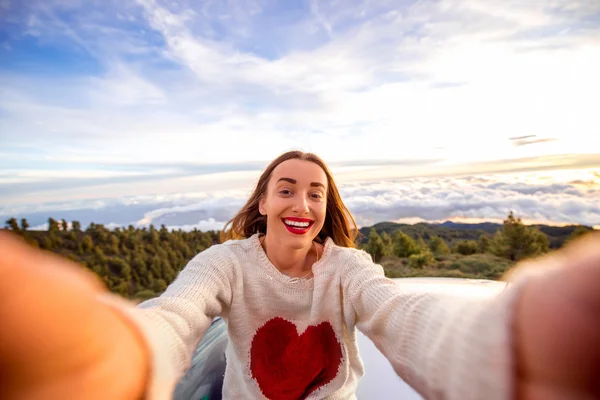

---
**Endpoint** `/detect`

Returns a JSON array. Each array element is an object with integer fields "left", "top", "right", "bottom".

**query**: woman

[{"left": 1, "top": 150, "right": 599, "bottom": 400}]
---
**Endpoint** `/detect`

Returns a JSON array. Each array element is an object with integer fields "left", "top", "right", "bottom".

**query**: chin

[
  {"left": 279, "top": 230, "right": 317, "bottom": 250},
  {"left": 285, "top": 233, "right": 313, "bottom": 246}
]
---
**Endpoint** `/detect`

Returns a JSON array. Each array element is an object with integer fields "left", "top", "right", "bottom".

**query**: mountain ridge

[{"left": 357, "top": 220, "right": 594, "bottom": 249}]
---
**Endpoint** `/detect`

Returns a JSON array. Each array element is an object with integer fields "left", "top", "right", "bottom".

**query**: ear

[{"left": 258, "top": 196, "right": 266, "bottom": 215}]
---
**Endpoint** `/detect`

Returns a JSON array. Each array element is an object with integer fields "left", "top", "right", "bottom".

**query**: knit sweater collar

[{"left": 250, "top": 233, "right": 335, "bottom": 289}]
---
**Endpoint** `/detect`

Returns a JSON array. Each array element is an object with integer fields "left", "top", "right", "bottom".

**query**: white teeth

[{"left": 284, "top": 219, "right": 310, "bottom": 228}]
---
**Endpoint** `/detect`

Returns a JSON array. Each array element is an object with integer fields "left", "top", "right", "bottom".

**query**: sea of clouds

[{"left": 5, "top": 169, "right": 599, "bottom": 231}]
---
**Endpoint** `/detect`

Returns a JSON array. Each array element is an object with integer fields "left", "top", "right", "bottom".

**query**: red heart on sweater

[{"left": 250, "top": 317, "right": 343, "bottom": 400}]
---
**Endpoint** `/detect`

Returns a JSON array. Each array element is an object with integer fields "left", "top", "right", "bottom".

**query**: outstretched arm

[
  {"left": 345, "top": 233, "right": 600, "bottom": 400},
  {"left": 0, "top": 230, "right": 236, "bottom": 400},
  {"left": 99, "top": 244, "right": 237, "bottom": 399},
  {"left": 345, "top": 251, "right": 517, "bottom": 399}
]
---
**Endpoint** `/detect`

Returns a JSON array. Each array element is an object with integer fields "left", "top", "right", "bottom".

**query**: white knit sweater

[{"left": 99, "top": 234, "right": 520, "bottom": 399}]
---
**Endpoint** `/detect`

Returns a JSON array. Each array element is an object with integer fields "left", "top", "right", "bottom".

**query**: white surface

[{"left": 355, "top": 277, "right": 507, "bottom": 399}]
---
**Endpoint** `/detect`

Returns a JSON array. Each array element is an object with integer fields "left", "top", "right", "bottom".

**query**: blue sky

[{"left": 1, "top": 0, "right": 600, "bottom": 230}]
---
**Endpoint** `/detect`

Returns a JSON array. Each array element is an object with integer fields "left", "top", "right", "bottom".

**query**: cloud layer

[
  {"left": 342, "top": 172, "right": 600, "bottom": 228},
  {"left": 4, "top": 168, "right": 599, "bottom": 231}
]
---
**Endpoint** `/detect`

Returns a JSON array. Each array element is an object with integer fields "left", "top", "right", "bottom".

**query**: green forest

[
  {"left": 3, "top": 217, "right": 220, "bottom": 301},
  {"left": 3, "top": 212, "right": 595, "bottom": 301},
  {"left": 359, "top": 212, "right": 594, "bottom": 281}
]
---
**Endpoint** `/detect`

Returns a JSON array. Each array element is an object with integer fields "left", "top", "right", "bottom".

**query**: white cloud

[
  {"left": 342, "top": 175, "right": 600, "bottom": 227},
  {"left": 309, "top": 0, "right": 333, "bottom": 38},
  {"left": 134, "top": 190, "right": 248, "bottom": 226},
  {"left": 0, "top": 168, "right": 162, "bottom": 182},
  {"left": 165, "top": 218, "right": 229, "bottom": 232},
  {"left": 135, "top": 0, "right": 357, "bottom": 94},
  {"left": 30, "top": 223, "right": 49, "bottom": 231},
  {"left": 88, "top": 63, "right": 166, "bottom": 105}
]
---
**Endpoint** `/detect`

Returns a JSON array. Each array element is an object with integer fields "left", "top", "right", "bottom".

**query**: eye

[
  {"left": 310, "top": 192, "right": 324, "bottom": 200},
  {"left": 279, "top": 189, "right": 293, "bottom": 196}
]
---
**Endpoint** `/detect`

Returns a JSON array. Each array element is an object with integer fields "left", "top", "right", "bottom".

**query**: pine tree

[
  {"left": 72, "top": 220, "right": 82, "bottom": 232},
  {"left": 364, "top": 228, "right": 385, "bottom": 262},
  {"left": 429, "top": 236, "right": 450, "bottom": 255},
  {"left": 478, "top": 234, "right": 491, "bottom": 253},
  {"left": 5, "top": 218, "right": 20, "bottom": 231},
  {"left": 392, "top": 230, "right": 420, "bottom": 258},
  {"left": 491, "top": 211, "right": 550, "bottom": 260},
  {"left": 416, "top": 236, "right": 427, "bottom": 251},
  {"left": 381, "top": 232, "right": 394, "bottom": 257},
  {"left": 48, "top": 218, "right": 60, "bottom": 232}
]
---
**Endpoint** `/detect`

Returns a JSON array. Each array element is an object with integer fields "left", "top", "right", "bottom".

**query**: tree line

[
  {"left": 362, "top": 211, "right": 593, "bottom": 265},
  {"left": 3, "top": 212, "right": 594, "bottom": 299},
  {"left": 4, "top": 217, "right": 219, "bottom": 300}
]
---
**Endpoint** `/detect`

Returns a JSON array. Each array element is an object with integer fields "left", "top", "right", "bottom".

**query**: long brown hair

[{"left": 221, "top": 150, "right": 358, "bottom": 247}]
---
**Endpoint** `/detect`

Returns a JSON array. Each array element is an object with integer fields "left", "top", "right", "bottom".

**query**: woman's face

[{"left": 259, "top": 159, "right": 328, "bottom": 249}]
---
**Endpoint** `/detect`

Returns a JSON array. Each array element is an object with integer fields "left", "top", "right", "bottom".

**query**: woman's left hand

[{"left": 511, "top": 233, "right": 600, "bottom": 399}]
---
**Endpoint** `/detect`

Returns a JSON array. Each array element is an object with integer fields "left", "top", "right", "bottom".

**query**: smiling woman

[
  {"left": 221, "top": 151, "right": 357, "bottom": 279},
  {"left": 259, "top": 160, "right": 326, "bottom": 277}
]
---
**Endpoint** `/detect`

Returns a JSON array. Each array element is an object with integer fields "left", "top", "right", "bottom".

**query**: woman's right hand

[{"left": 0, "top": 231, "right": 149, "bottom": 400}]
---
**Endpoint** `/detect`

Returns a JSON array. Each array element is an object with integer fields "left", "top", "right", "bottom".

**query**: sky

[{"left": 1, "top": 0, "right": 600, "bottom": 231}]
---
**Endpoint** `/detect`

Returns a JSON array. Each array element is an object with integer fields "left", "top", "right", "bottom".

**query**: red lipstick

[{"left": 281, "top": 217, "right": 314, "bottom": 235}]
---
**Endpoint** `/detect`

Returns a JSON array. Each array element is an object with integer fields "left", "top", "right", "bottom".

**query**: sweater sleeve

[
  {"left": 97, "top": 244, "right": 236, "bottom": 400},
  {"left": 343, "top": 250, "right": 520, "bottom": 400}
]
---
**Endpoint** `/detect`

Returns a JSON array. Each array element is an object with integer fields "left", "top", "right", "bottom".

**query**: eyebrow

[{"left": 277, "top": 177, "right": 326, "bottom": 188}]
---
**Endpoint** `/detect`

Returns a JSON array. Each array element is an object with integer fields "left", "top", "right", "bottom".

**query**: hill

[{"left": 358, "top": 220, "right": 592, "bottom": 249}]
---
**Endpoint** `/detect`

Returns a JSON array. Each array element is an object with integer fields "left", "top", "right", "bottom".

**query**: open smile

[{"left": 281, "top": 217, "right": 314, "bottom": 235}]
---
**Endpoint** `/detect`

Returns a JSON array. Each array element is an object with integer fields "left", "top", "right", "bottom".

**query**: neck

[{"left": 261, "top": 234, "right": 317, "bottom": 277}]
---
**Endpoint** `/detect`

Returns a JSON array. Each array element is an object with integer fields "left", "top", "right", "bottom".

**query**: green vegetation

[
  {"left": 3, "top": 212, "right": 595, "bottom": 300},
  {"left": 360, "top": 212, "right": 596, "bottom": 280},
  {"left": 381, "top": 253, "right": 514, "bottom": 280},
  {"left": 3, "top": 217, "right": 219, "bottom": 300},
  {"left": 357, "top": 217, "right": 594, "bottom": 250}
]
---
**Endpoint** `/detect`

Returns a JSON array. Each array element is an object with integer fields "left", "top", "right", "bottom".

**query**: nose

[{"left": 292, "top": 194, "right": 310, "bottom": 214}]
